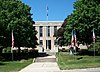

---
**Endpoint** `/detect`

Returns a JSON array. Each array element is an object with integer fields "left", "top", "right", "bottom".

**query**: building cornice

[
  {"left": 35, "top": 21, "right": 64, "bottom": 23},
  {"left": 33, "top": 21, "right": 63, "bottom": 27}
]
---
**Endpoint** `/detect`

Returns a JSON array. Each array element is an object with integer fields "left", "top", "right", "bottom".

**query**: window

[
  {"left": 47, "top": 26, "right": 50, "bottom": 37},
  {"left": 48, "top": 26, "right": 50, "bottom": 36},
  {"left": 54, "top": 26, "right": 57, "bottom": 36},
  {"left": 39, "top": 26, "right": 43, "bottom": 37}
]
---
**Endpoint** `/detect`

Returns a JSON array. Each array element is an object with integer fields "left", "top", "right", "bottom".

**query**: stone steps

[
  {"left": 35, "top": 52, "right": 56, "bottom": 62},
  {"left": 46, "top": 51, "right": 56, "bottom": 55},
  {"left": 35, "top": 57, "right": 56, "bottom": 62}
]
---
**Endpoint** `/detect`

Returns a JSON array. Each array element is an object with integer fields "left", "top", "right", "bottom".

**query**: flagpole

[
  {"left": 74, "top": 29, "right": 76, "bottom": 60},
  {"left": 73, "top": 29, "right": 78, "bottom": 60},
  {"left": 94, "top": 41, "right": 95, "bottom": 60},
  {"left": 70, "top": 30, "right": 74, "bottom": 55},
  {"left": 11, "top": 30, "right": 14, "bottom": 61},
  {"left": 46, "top": 4, "right": 49, "bottom": 50},
  {"left": 11, "top": 47, "right": 13, "bottom": 61},
  {"left": 46, "top": 4, "right": 48, "bottom": 21},
  {"left": 74, "top": 29, "right": 77, "bottom": 55},
  {"left": 93, "top": 28, "right": 95, "bottom": 60}
]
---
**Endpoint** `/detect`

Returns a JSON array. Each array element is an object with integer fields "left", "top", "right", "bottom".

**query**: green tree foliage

[
  {"left": 56, "top": 19, "right": 67, "bottom": 46},
  {"left": 0, "top": 0, "right": 37, "bottom": 50},
  {"left": 64, "top": 0, "right": 100, "bottom": 45}
]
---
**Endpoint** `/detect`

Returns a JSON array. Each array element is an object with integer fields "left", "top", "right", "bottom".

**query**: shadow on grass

[
  {"left": 0, "top": 62, "right": 5, "bottom": 65},
  {"left": 77, "top": 49, "right": 100, "bottom": 56},
  {"left": 0, "top": 50, "right": 38, "bottom": 61}
]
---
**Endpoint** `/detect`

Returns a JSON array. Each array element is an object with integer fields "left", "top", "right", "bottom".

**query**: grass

[
  {"left": 56, "top": 52, "right": 100, "bottom": 70},
  {"left": 0, "top": 59, "right": 33, "bottom": 72}
]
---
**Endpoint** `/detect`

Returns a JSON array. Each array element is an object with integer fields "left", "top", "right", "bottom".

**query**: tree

[
  {"left": 0, "top": 0, "right": 37, "bottom": 52},
  {"left": 55, "top": 19, "right": 67, "bottom": 46},
  {"left": 64, "top": 0, "right": 100, "bottom": 46}
]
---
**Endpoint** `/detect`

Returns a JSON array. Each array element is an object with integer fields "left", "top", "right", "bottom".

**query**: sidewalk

[
  {"left": 19, "top": 55, "right": 60, "bottom": 72},
  {"left": 19, "top": 54, "right": 100, "bottom": 72}
]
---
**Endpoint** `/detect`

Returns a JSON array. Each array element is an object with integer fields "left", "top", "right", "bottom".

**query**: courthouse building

[{"left": 33, "top": 21, "right": 63, "bottom": 52}]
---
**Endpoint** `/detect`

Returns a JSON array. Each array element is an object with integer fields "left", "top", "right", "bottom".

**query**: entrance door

[{"left": 46, "top": 40, "right": 51, "bottom": 50}]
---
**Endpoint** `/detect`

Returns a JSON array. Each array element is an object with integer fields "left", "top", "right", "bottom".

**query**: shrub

[
  {"left": 2, "top": 47, "right": 11, "bottom": 53},
  {"left": 78, "top": 49, "right": 89, "bottom": 55}
]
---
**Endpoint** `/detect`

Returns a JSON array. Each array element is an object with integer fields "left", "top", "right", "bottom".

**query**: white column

[
  {"left": 43, "top": 26, "right": 46, "bottom": 52},
  {"left": 50, "top": 26, "right": 55, "bottom": 52}
]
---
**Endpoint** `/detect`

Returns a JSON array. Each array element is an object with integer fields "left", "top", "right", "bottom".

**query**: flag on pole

[
  {"left": 46, "top": 5, "right": 48, "bottom": 16},
  {"left": 74, "top": 30, "right": 78, "bottom": 48},
  {"left": 71, "top": 30, "right": 74, "bottom": 47},
  {"left": 12, "top": 30, "right": 14, "bottom": 48},
  {"left": 71, "top": 30, "right": 78, "bottom": 48},
  {"left": 93, "top": 29, "right": 96, "bottom": 43},
  {"left": 46, "top": 5, "right": 48, "bottom": 21}
]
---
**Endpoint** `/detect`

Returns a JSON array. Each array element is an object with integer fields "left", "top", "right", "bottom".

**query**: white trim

[
  {"left": 35, "top": 21, "right": 64, "bottom": 22},
  {"left": 33, "top": 21, "right": 63, "bottom": 27},
  {"left": 33, "top": 24, "right": 61, "bottom": 27}
]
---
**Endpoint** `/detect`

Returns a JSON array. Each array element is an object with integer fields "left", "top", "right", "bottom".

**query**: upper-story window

[
  {"left": 54, "top": 26, "right": 57, "bottom": 36},
  {"left": 46, "top": 26, "right": 50, "bottom": 37},
  {"left": 39, "top": 26, "right": 43, "bottom": 37}
]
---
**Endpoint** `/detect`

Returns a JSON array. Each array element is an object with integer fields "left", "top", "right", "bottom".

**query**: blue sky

[{"left": 21, "top": 0, "right": 76, "bottom": 21}]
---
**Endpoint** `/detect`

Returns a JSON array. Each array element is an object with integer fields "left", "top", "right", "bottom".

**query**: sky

[{"left": 21, "top": 0, "right": 76, "bottom": 21}]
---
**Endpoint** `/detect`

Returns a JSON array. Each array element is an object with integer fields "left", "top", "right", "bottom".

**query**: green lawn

[
  {"left": 56, "top": 52, "right": 100, "bottom": 70},
  {"left": 0, "top": 59, "right": 33, "bottom": 72}
]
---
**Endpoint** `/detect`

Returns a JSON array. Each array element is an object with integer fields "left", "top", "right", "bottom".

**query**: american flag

[
  {"left": 74, "top": 30, "right": 78, "bottom": 48},
  {"left": 93, "top": 29, "right": 96, "bottom": 43},
  {"left": 71, "top": 30, "right": 74, "bottom": 47},
  {"left": 12, "top": 30, "right": 14, "bottom": 48},
  {"left": 71, "top": 30, "right": 78, "bottom": 48}
]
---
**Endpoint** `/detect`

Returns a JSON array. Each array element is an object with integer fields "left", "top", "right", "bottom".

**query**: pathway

[
  {"left": 19, "top": 54, "right": 60, "bottom": 72},
  {"left": 19, "top": 52, "right": 100, "bottom": 72}
]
